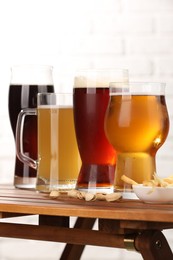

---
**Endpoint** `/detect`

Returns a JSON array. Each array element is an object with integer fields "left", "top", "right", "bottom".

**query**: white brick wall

[{"left": 0, "top": 0, "right": 173, "bottom": 259}]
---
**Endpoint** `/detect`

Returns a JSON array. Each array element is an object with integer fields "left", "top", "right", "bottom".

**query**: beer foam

[
  {"left": 74, "top": 76, "right": 110, "bottom": 88},
  {"left": 74, "top": 76, "right": 128, "bottom": 88}
]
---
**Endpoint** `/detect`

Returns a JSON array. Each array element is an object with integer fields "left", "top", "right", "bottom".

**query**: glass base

[
  {"left": 76, "top": 163, "right": 115, "bottom": 194},
  {"left": 77, "top": 186, "right": 114, "bottom": 194},
  {"left": 36, "top": 178, "right": 77, "bottom": 192},
  {"left": 122, "top": 191, "right": 138, "bottom": 200},
  {"left": 114, "top": 187, "right": 138, "bottom": 200},
  {"left": 14, "top": 176, "right": 36, "bottom": 190}
]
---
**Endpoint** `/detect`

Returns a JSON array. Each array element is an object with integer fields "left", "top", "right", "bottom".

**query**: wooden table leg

[
  {"left": 135, "top": 230, "right": 173, "bottom": 260},
  {"left": 39, "top": 215, "right": 69, "bottom": 227},
  {"left": 60, "top": 218, "right": 96, "bottom": 260}
]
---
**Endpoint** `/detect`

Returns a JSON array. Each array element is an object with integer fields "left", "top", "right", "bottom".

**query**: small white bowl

[{"left": 132, "top": 184, "right": 173, "bottom": 204}]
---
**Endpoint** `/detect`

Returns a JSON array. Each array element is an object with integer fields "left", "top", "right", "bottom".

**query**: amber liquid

[
  {"left": 105, "top": 95, "right": 169, "bottom": 189},
  {"left": 73, "top": 88, "right": 116, "bottom": 191},
  {"left": 37, "top": 106, "right": 81, "bottom": 192},
  {"left": 8, "top": 84, "right": 54, "bottom": 188}
]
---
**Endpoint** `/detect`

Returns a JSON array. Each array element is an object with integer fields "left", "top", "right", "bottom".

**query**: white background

[{"left": 0, "top": 0, "right": 173, "bottom": 259}]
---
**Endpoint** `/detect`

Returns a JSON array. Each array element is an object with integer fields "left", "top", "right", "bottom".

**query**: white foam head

[{"left": 74, "top": 69, "right": 129, "bottom": 88}]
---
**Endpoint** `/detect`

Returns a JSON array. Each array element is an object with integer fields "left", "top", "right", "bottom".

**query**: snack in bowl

[
  {"left": 121, "top": 174, "right": 173, "bottom": 203},
  {"left": 132, "top": 184, "right": 173, "bottom": 203}
]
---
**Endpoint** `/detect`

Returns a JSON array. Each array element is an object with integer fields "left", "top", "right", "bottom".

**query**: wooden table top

[{"left": 0, "top": 185, "right": 173, "bottom": 223}]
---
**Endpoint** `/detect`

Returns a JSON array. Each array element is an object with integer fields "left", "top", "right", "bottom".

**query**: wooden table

[{"left": 0, "top": 185, "right": 173, "bottom": 260}]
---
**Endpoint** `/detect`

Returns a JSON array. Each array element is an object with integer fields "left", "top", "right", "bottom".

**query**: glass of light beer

[
  {"left": 104, "top": 82, "right": 170, "bottom": 197},
  {"left": 16, "top": 93, "right": 80, "bottom": 192},
  {"left": 73, "top": 69, "right": 129, "bottom": 193},
  {"left": 8, "top": 65, "right": 54, "bottom": 189}
]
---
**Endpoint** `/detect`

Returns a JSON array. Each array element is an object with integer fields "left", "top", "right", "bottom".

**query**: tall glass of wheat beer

[
  {"left": 73, "top": 69, "right": 129, "bottom": 193},
  {"left": 105, "top": 82, "right": 170, "bottom": 198},
  {"left": 16, "top": 93, "right": 80, "bottom": 192}
]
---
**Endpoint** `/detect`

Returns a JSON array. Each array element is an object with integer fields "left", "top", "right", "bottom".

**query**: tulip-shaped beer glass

[{"left": 105, "top": 82, "right": 169, "bottom": 197}]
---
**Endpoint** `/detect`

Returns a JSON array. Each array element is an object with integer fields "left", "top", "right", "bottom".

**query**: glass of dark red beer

[
  {"left": 73, "top": 69, "right": 129, "bottom": 193},
  {"left": 8, "top": 65, "right": 54, "bottom": 189}
]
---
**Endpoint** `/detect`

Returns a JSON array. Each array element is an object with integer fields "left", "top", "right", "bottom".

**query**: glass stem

[{"left": 114, "top": 152, "right": 156, "bottom": 190}]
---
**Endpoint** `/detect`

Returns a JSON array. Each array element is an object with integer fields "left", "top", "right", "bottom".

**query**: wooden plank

[
  {"left": 39, "top": 215, "right": 69, "bottom": 227},
  {"left": 99, "top": 219, "right": 173, "bottom": 234},
  {"left": 0, "top": 222, "right": 126, "bottom": 249},
  {"left": 0, "top": 185, "right": 173, "bottom": 223},
  {"left": 0, "top": 198, "right": 173, "bottom": 223},
  {"left": 0, "top": 212, "right": 31, "bottom": 219},
  {"left": 0, "top": 185, "right": 173, "bottom": 260}
]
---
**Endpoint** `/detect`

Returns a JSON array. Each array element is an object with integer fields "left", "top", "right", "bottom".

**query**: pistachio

[
  {"left": 50, "top": 188, "right": 122, "bottom": 203},
  {"left": 77, "top": 191, "right": 86, "bottom": 199},
  {"left": 67, "top": 189, "right": 79, "bottom": 198},
  {"left": 49, "top": 190, "right": 60, "bottom": 198},
  {"left": 105, "top": 192, "right": 122, "bottom": 202},
  {"left": 85, "top": 193, "right": 96, "bottom": 201},
  {"left": 95, "top": 193, "right": 106, "bottom": 201}
]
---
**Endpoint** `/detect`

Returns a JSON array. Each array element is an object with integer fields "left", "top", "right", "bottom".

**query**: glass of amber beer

[
  {"left": 16, "top": 93, "right": 81, "bottom": 192},
  {"left": 105, "top": 82, "right": 170, "bottom": 197},
  {"left": 73, "top": 69, "right": 129, "bottom": 193}
]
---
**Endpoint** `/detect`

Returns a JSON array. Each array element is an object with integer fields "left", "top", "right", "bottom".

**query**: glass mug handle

[{"left": 16, "top": 108, "right": 37, "bottom": 169}]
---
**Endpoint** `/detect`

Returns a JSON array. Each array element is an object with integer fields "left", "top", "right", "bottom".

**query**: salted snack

[
  {"left": 77, "top": 191, "right": 86, "bottom": 199},
  {"left": 105, "top": 193, "right": 122, "bottom": 202},
  {"left": 95, "top": 193, "right": 107, "bottom": 201},
  {"left": 121, "top": 174, "right": 173, "bottom": 188},
  {"left": 163, "top": 176, "right": 173, "bottom": 184},
  {"left": 49, "top": 190, "right": 60, "bottom": 198},
  {"left": 67, "top": 189, "right": 79, "bottom": 198},
  {"left": 121, "top": 175, "right": 138, "bottom": 185},
  {"left": 84, "top": 193, "right": 96, "bottom": 202},
  {"left": 121, "top": 174, "right": 173, "bottom": 203},
  {"left": 50, "top": 189, "right": 122, "bottom": 202}
]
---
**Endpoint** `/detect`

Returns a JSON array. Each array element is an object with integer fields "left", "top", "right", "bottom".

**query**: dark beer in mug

[{"left": 8, "top": 65, "right": 54, "bottom": 189}]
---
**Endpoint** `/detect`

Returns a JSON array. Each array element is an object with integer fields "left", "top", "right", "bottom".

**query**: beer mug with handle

[
  {"left": 16, "top": 92, "right": 81, "bottom": 192},
  {"left": 8, "top": 65, "right": 54, "bottom": 189}
]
